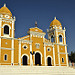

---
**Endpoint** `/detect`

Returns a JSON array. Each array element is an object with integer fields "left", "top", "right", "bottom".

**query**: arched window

[
  {"left": 59, "top": 35, "right": 62, "bottom": 42},
  {"left": 51, "top": 35, "right": 54, "bottom": 42},
  {"left": 62, "top": 58, "right": 64, "bottom": 63},
  {"left": 4, "top": 54, "right": 7, "bottom": 61},
  {"left": 4, "top": 25, "right": 9, "bottom": 34}
]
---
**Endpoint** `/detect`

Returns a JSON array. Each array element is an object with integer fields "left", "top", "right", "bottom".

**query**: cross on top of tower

[
  {"left": 54, "top": 17, "right": 56, "bottom": 19},
  {"left": 35, "top": 21, "right": 37, "bottom": 27},
  {"left": 4, "top": 3, "right": 6, "bottom": 7}
]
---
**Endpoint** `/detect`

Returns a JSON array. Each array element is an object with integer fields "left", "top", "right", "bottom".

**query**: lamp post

[{"left": 30, "top": 51, "right": 35, "bottom": 66}]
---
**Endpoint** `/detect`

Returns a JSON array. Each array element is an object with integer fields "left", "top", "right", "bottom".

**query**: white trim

[
  {"left": 0, "top": 47, "right": 14, "bottom": 50},
  {"left": 53, "top": 46, "right": 55, "bottom": 66},
  {"left": 12, "top": 21, "right": 14, "bottom": 38},
  {"left": 58, "top": 45, "right": 61, "bottom": 66},
  {"left": 34, "top": 51, "right": 42, "bottom": 65},
  {"left": 3, "top": 24, "right": 11, "bottom": 29},
  {"left": 44, "top": 44, "right": 46, "bottom": 66},
  {"left": 30, "top": 34, "right": 32, "bottom": 66},
  {"left": 5, "top": 15, "right": 10, "bottom": 18},
  {"left": 22, "top": 36, "right": 29, "bottom": 40},
  {"left": 30, "top": 43, "right": 32, "bottom": 66},
  {"left": 56, "top": 30, "right": 58, "bottom": 43},
  {"left": 0, "top": 19, "right": 2, "bottom": 64},
  {"left": 63, "top": 30, "right": 66, "bottom": 44},
  {"left": 29, "top": 27, "right": 43, "bottom": 31},
  {"left": 27, "top": 31, "right": 46, "bottom": 37},
  {"left": 65, "top": 46, "right": 68, "bottom": 66},
  {"left": 19, "top": 40, "right": 21, "bottom": 65},
  {"left": 11, "top": 39, "right": 14, "bottom": 65},
  {"left": 0, "top": 19, "right": 2, "bottom": 36},
  {"left": 21, "top": 54, "right": 29, "bottom": 65}
]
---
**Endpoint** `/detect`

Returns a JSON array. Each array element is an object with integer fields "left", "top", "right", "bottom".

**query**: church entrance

[
  {"left": 47, "top": 57, "right": 52, "bottom": 66},
  {"left": 22, "top": 55, "right": 27, "bottom": 65},
  {"left": 35, "top": 52, "right": 41, "bottom": 66}
]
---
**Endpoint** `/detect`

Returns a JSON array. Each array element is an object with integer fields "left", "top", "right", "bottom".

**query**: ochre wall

[
  {"left": 14, "top": 39, "right": 19, "bottom": 65},
  {"left": 1, "top": 49, "right": 11, "bottom": 65},
  {"left": 32, "top": 36, "right": 44, "bottom": 66}
]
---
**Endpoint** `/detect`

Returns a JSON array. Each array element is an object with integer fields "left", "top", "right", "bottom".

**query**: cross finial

[
  {"left": 35, "top": 21, "right": 37, "bottom": 27},
  {"left": 4, "top": 3, "right": 6, "bottom": 7},
  {"left": 54, "top": 17, "right": 56, "bottom": 19}
]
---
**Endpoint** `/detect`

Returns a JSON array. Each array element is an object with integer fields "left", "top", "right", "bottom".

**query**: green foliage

[{"left": 69, "top": 51, "right": 75, "bottom": 63}]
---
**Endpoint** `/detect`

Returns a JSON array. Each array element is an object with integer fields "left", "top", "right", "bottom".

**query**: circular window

[
  {"left": 5, "top": 15, "right": 9, "bottom": 18},
  {"left": 23, "top": 45, "right": 28, "bottom": 50},
  {"left": 47, "top": 47, "right": 51, "bottom": 51}
]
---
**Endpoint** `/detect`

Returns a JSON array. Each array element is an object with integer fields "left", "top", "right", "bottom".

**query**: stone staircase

[{"left": 0, "top": 66, "right": 75, "bottom": 75}]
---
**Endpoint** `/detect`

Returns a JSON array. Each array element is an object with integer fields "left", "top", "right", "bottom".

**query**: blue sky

[{"left": 0, "top": 0, "right": 75, "bottom": 53}]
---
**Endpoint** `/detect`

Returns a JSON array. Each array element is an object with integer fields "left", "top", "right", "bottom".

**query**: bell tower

[
  {"left": 0, "top": 4, "right": 15, "bottom": 38},
  {"left": 47, "top": 17, "right": 68, "bottom": 66},
  {"left": 0, "top": 4, "right": 16, "bottom": 65}
]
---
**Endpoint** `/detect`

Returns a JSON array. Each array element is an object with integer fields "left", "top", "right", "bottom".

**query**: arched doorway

[
  {"left": 35, "top": 52, "right": 41, "bottom": 66},
  {"left": 22, "top": 55, "right": 27, "bottom": 65},
  {"left": 47, "top": 57, "right": 52, "bottom": 66}
]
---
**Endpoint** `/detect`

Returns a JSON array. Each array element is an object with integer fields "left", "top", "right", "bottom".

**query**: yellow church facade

[{"left": 0, "top": 4, "right": 68, "bottom": 66}]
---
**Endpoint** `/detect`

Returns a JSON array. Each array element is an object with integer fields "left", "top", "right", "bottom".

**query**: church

[{"left": 0, "top": 4, "right": 68, "bottom": 66}]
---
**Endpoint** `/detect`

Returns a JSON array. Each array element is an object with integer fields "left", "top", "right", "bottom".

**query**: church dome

[
  {"left": 50, "top": 17, "right": 61, "bottom": 27},
  {"left": 0, "top": 4, "right": 12, "bottom": 16}
]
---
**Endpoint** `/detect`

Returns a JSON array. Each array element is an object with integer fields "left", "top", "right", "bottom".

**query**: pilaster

[
  {"left": 53, "top": 46, "right": 56, "bottom": 66},
  {"left": 30, "top": 34, "right": 32, "bottom": 66},
  {"left": 44, "top": 44, "right": 46, "bottom": 66},
  {"left": 11, "top": 39, "right": 14, "bottom": 65},
  {"left": 58, "top": 45, "right": 61, "bottom": 66},
  {"left": 19, "top": 40, "right": 21, "bottom": 65},
  {"left": 65, "top": 46, "right": 68, "bottom": 66},
  {"left": 0, "top": 18, "right": 2, "bottom": 64}
]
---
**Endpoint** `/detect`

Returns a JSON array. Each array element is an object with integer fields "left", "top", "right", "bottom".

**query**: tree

[{"left": 68, "top": 51, "right": 75, "bottom": 63}]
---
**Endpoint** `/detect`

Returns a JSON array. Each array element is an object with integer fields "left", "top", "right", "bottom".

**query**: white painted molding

[
  {"left": 57, "top": 45, "right": 61, "bottom": 66},
  {"left": 19, "top": 40, "right": 21, "bottom": 65},
  {"left": 11, "top": 39, "right": 14, "bottom": 65},
  {"left": 0, "top": 19, "right": 2, "bottom": 64},
  {"left": 44, "top": 44, "right": 46, "bottom": 66},
  {"left": 65, "top": 46, "right": 68, "bottom": 67},
  {"left": 53, "top": 46, "right": 56, "bottom": 66}
]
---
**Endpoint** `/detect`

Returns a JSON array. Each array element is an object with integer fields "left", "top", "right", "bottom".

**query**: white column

[
  {"left": 44, "top": 44, "right": 46, "bottom": 66},
  {"left": 58, "top": 45, "right": 61, "bottom": 66},
  {"left": 63, "top": 30, "right": 66, "bottom": 44},
  {"left": 0, "top": 19, "right": 2, "bottom": 36},
  {"left": 12, "top": 20, "right": 14, "bottom": 38},
  {"left": 19, "top": 40, "right": 21, "bottom": 65},
  {"left": 53, "top": 46, "right": 55, "bottom": 66},
  {"left": 65, "top": 46, "right": 68, "bottom": 66},
  {"left": 11, "top": 39, "right": 14, "bottom": 65},
  {"left": 11, "top": 20, "right": 14, "bottom": 65},
  {"left": 30, "top": 34, "right": 32, "bottom": 66},
  {"left": 30, "top": 43, "right": 32, "bottom": 66},
  {"left": 0, "top": 19, "right": 2, "bottom": 65}
]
